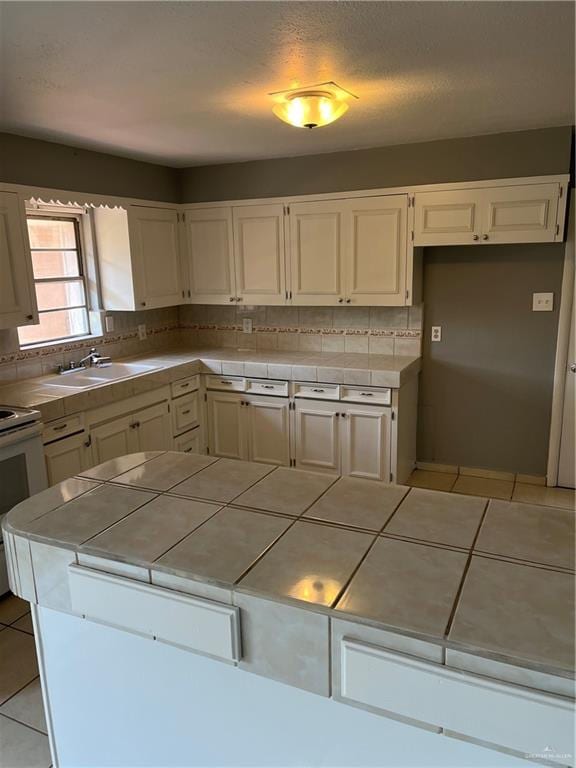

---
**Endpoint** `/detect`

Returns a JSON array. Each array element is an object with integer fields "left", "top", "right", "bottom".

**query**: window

[{"left": 18, "top": 214, "right": 91, "bottom": 346}]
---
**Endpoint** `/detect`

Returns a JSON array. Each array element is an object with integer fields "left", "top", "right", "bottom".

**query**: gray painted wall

[
  {"left": 418, "top": 243, "right": 566, "bottom": 475},
  {"left": 180, "top": 126, "right": 572, "bottom": 202},
  {"left": 1, "top": 125, "right": 572, "bottom": 475},
  {"left": 0, "top": 133, "right": 180, "bottom": 202}
]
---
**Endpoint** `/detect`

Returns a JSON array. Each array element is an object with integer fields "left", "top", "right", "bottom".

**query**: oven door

[{"left": 0, "top": 422, "right": 48, "bottom": 595}]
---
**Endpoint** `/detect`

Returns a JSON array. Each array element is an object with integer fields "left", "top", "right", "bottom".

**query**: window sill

[{"left": 19, "top": 333, "right": 104, "bottom": 352}]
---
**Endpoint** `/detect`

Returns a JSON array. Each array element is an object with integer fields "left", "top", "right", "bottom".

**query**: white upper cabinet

[
  {"left": 0, "top": 191, "right": 38, "bottom": 329},
  {"left": 128, "top": 206, "right": 182, "bottom": 308},
  {"left": 345, "top": 195, "right": 407, "bottom": 306},
  {"left": 94, "top": 205, "right": 181, "bottom": 310},
  {"left": 289, "top": 201, "right": 345, "bottom": 305},
  {"left": 414, "top": 182, "right": 562, "bottom": 246},
  {"left": 413, "top": 189, "right": 481, "bottom": 246},
  {"left": 288, "top": 195, "right": 409, "bottom": 307},
  {"left": 232, "top": 204, "right": 286, "bottom": 305},
  {"left": 183, "top": 207, "right": 236, "bottom": 304},
  {"left": 482, "top": 183, "right": 560, "bottom": 244}
]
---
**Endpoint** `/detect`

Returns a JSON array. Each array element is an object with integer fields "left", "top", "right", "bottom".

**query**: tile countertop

[
  {"left": 0, "top": 347, "right": 420, "bottom": 422},
  {"left": 4, "top": 452, "right": 574, "bottom": 684}
]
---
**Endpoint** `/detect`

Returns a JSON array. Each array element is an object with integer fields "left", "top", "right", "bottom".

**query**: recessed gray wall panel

[
  {"left": 0, "top": 133, "right": 180, "bottom": 202},
  {"left": 418, "top": 243, "right": 565, "bottom": 475},
  {"left": 180, "top": 126, "right": 572, "bottom": 203}
]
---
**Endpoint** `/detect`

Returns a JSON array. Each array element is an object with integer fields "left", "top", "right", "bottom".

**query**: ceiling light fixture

[{"left": 269, "top": 81, "right": 358, "bottom": 129}]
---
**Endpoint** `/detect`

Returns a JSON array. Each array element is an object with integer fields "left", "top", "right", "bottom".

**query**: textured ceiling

[{"left": 0, "top": 1, "right": 574, "bottom": 167}]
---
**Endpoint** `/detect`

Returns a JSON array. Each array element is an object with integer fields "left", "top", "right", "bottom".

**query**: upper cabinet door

[
  {"left": 413, "top": 189, "right": 482, "bottom": 246},
  {"left": 233, "top": 204, "right": 286, "bottom": 305},
  {"left": 344, "top": 195, "right": 408, "bottom": 306},
  {"left": 288, "top": 201, "right": 345, "bottom": 305},
  {"left": 128, "top": 206, "right": 182, "bottom": 309},
  {"left": 0, "top": 192, "right": 38, "bottom": 329},
  {"left": 481, "top": 184, "right": 560, "bottom": 244},
  {"left": 184, "top": 207, "right": 236, "bottom": 304}
]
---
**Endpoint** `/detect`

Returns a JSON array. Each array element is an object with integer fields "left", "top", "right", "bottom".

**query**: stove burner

[{"left": 0, "top": 409, "right": 16, "bottom": 420}]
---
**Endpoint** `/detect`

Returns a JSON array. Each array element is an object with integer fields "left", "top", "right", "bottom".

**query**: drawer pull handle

[
  {"left": 220, "top": 380, "right": 233, "bottom": 385},
  {"left": 180, "top": 382, "right": 190, "bottom": 388},
  {"left": 312, "top": 388, "right": 325, "bottom": 393},
  {"left": 360, "top": 392, "right": 374, "bottom": 396},
  {"left": 262, "top": 384, "right": 274, "bottom": 389},
  {"left": 53, "top": 423, "right": 68, "bottom": 431},
  {"left": 181, "top": 409, "right": 191, "bottom": 415}
]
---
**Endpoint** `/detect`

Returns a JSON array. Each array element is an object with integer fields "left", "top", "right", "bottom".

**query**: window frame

[{"left": 20, "top": 211, "right": 93, "bottom": 347}]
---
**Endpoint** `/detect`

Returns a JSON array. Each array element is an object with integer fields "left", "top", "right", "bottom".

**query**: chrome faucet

[{"left": 79, "top": 347, "right": 112, "bottom": 368}]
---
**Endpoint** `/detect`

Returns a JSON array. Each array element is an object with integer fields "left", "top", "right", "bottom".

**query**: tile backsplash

[
  {"left": 0, "top": 307, "right": 181, "bottom": 383},
  {"left": 179, "top": 304, "right": 422, "bottom": 357},
  {"left": 0, "top": 304, "right": 422, "bottom": 384}
]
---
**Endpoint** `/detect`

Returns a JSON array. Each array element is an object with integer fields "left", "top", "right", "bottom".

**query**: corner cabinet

[
  {"left": 206, "top": 391, "right": 291, "bottom": 466},
  {"left": 0, "top": 191, "right": 38, "bottom": 329},
  {"left": 93, "top": 204, "right": 182, "bottom": 310},
  {"left": 414, "top": 182, "right": 564, "bottom": 246},
  {"left": 180, "top": 204, "right": 286, "bottom": 305}
]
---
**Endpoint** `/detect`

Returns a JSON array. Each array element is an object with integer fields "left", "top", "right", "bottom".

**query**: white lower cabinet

[
  {"left": 295, "top": 400, "right": 391, "bottom": 480},
  {"left": 341, "top": 405, "right": 391, "bottom": 481},
  {"left": 44, "top": 432, "right": 91, "bottom": 486},
  {"left": 207, "top": 391, "right": 245, "bottom": 460},
  {"left": 207, "top": 391, "right": 291, "bottom": 466},
  {"left": 90, "top": 402, "right": 171, "bottom": 465},
  {"left": 294, "top": 400, "right": 341, "bottom": 473},
  {"left": 338, "top": 638, "right": 575, "bottom": 764},
  {"left": 244, "top": 395, "right": 290, "bottom": 466}
]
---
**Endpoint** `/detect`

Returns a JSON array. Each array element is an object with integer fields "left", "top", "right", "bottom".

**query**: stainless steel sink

[{"left": 44, "top": 362, "right": 160, "bottom": 389}]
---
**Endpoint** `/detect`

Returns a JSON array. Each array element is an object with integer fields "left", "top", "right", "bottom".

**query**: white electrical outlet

[
  {"left": 105, "top": 316, "right": 114, "bottom": 333},
  {"left": 532, "top": 292, "right": 554, "bottom": 312},
  {"left": 431, "top": 326, "right": 442, "bottom": 342},
  {"left": 138, "top": 324, "right": 147, "bottom": 340},
  {"left": 242, "top": 318, "right": 253, "bottom": 334}
]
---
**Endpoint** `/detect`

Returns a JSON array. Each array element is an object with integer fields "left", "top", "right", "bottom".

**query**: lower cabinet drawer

[
  {"left": 294, "top": 382, "right": 340, "bottom": 400},
  {"left": 341, "top": 386, "right": 391, "bottom": 406},
  {"left": 340, "top": 639, "right": 575, "bottom": 762},
  {"left": 206, "top": 375, "right": 246, "bottom": 392},
  {"left": 170, "top": 375, "right": 200, "bottom": 399},
  {"left": 173, "top": 426, "right": 201, "bottom": 454},
  {"left": 172, "top": 391, "right": 199, "bottom": 435},
  {"left": 68, "top": 564, "right": 241, "bottom": 663}
]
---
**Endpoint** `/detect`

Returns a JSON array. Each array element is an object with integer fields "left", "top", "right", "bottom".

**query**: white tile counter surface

[
  {"left": 0, "top": 347, "right": 420, "bottom": 422},
  {"left": 4, "top": 452, "right": 574, "bottom": 684}
]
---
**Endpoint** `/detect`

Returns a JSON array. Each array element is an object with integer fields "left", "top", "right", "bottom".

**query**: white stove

[
  {"left": 0, "top": 404, "right": 47, "bottom": 595},
  {"left": 0, "top": 405, "right": 42, "bottom": 433}
]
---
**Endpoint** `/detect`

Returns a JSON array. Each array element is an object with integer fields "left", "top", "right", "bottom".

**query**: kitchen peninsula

[{"left": 3, "top": 452, "right": 574, "bottom": 768}]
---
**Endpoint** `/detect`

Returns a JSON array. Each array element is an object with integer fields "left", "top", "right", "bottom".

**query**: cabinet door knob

[
  {"left": 338, "top": 298, "right": 344, "bottom": 303},
  {"left": 229, "top": 297, "right": 235, "bottom": 302},
  {"left": 346, "top": 298, "right": 351, "bottom": 304},
  {"left": 236, "top": 297, "right": 243, "bottom": 302},
  {"left": 472, "top": 234, "right": 480, "bottom": 241},
  {"left": 26, "top": 314, "right": 33, "bottom": 320},
  {"left": 141, "top": 302, "right": 146, "bottom": 307},
  {"left": 482, "top": 234, "right": 489, "bottom": 241}
]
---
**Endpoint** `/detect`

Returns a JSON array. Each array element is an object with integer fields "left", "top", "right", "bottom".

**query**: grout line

[
  {"left": 329, "top": 532, "right": 381, "bottom": 609},
  {"left": 442, "top": 498, "right": 490, "bottom": 639},
  {"left": 0, "top": 710, "right": 49, "bottom": 737},
  {"left": 0, "top": 674, "right": 41, "bottom": 712}
]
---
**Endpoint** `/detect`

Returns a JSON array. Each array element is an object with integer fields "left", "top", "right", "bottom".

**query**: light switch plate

[
  {"left": 242, "top": 318, "right": 253, "bottom": 334},
  {"left": 105, "top": 316, "right": 114, "bottom": 332},
  {"left": 138, "top": 324, "right": 147, "bottom": 340},
  {"left": 532, "top": 292, "right": 554, "bottom": 312},
  {"left": 431, "top": 326, "right": 442, "bottom": 342}
]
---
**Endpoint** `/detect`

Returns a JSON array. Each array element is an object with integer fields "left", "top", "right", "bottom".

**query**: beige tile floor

[
  {"left": 407, "top": 469, "right": 576, "bottom": 509},
  {"left": 0, "top": 595, "right": 51, "bottom": 768}
]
